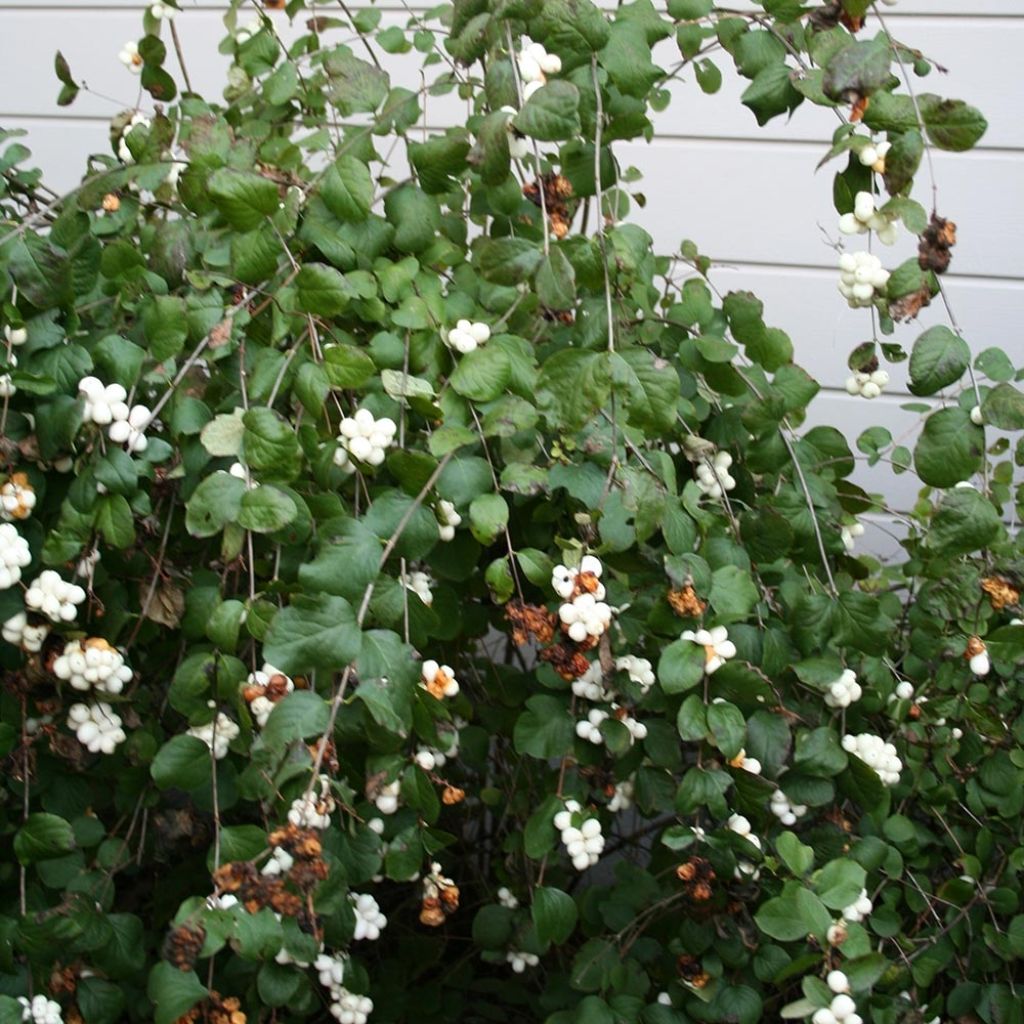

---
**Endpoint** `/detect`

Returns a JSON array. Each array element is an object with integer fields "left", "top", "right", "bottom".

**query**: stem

[
  {"left": 169, "top": 19, "right": 194, "bottom": 94},
  {"left": 591, "top": 56, "right": 615, "bottom": 353}
]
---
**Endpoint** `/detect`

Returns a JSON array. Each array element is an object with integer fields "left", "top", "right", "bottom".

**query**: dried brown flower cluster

[
  {"left": 174, "top": 992, "right": 246, "bottom": 1024},
  {"left": 676, "top": 856, "right": 715, "bottom": 903},
  {"left": 677, "top": 954, "right": 711, "bottom": 990},
  {"left": 241, "top": 669, "right": 291, "bottom": 709},
  {"left": 165, "top": 922, "right": 206, "bottom": 972},
  {"left": 981, "top": 576, "right": 1020, "bottom": 611},
  {"left": 212, "top": 860, "right": 301, "bottom": 919},
  {"left": 918, "top": 213, "right": 957, "bottom": 275},
  {"left": 419, "top": 864, "right": 460, "bottom": 927},
  {"left": 524, "top": 173, "right": 575, "bottom": 244},
  {"left": 268, "top": 824, "right": 330, "bottom": 893},
  {"left": 667, "top": 585, "right": 706, "bottom": 618},
  {"left": 505, "top": 600, "right": 557, "bottom": 647}
]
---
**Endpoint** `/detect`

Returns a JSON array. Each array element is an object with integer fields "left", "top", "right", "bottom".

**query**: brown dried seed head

[
  {"left": 439, "top": 883, "right": 460, "bottom": 912},
  {"left": 420, "top": 897, "right": 446, "bottom": 927},
  {"left": 667, "top": 585, "right": 706, "bottom": 618},
  {"left": 442, "top": 785, "right": 466, "bottom": 805},
  {"left": 965, "top": 635, "right": 986, "bottom": 658},
  {"left": 676, "top": 862, "right": 697, "bottom": 882},
  {"left": 908, "top": 703, "right": 922, "bottom": 720},
  {"left": 981, "top": 576, "right": 1020, "bottom": 611},
  {"left": 690, "top": 881, "right": 713, "bottom": 901},
  {"left": 165, "top": 922, "right": 206, "bottom": 972},
  {"left": 101, "top": 193, "right": 121, "bottom": 213}
]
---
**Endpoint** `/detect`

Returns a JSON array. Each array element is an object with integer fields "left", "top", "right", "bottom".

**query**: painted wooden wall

[{"left": 2, "top": 2, "right": 1020, "bottom": 543}]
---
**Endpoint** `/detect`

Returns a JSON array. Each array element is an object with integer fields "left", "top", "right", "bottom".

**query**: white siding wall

[{"left": 2, "top": 2, "right": 1021, "bottom": 526}]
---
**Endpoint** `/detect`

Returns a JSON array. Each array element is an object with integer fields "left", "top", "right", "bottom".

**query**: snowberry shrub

[{"left": 1, "top": 1, "right": 1023, "bottom": 1023}]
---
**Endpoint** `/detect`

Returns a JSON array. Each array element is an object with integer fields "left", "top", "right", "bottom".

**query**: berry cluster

[
  {"left": 334, "top": 409, "right": 397, "bottom": 472},
  {"left": 18, "top": 995, "right": 63, "bottom": 1024},
  {"left": 1, "top": 473, "right": 36, "bottom": 521},
  {"left": 435, "top": 499, "right": 462, "bottom": 541},
  {"left": 67, "top": 701, "right": 126, "bottom": 754},
  {"left": 769, "top": 788, "right": 808, "bottom": 826},
  {"left": 288, "top": 775, "right": 336, "bottom": 830},
  {"left": 442, "top": 319, "right": 491, "bottom": 355},
  {"left": 824, "top": 669, "right": 862, "bottom": 709},
  {"left": 373, "top": 780, "right": 401, "bottom": 815},
  {"left": 554, "top": 800, "right": 605, "bottom": 871},
  {"left": 402, "top": 569, "right": 433, "bottom": 607},
  {"left": 241, "top": 662, "right": 294, "bottom": 727},
  {"left": 838, "top": 252, "right": 890, "bottom": 309},
  {"left": 420, "top": 659, "right": 459, "bottom": 700},
  {"left": 966, "top": 635, "right": 990, "bottom": 676},
  {"left": 844, "top": 367, "right": 890, "bottom": 399},
  {"left": 2, "top": 612, "right": 50, "bottom": 652},
  {"left": 506, "top": 950, "right": 540, "bottom": 973},
  {"left": 0, "top": 523, "right": 32, "bottom": 590},
  {"left": 841, "top": 733, "right": 902, "bottom": 786},
  {"left": 78, "top": 376, "right": 152, "bottom": 452},
  {"left": 516, "top": 37, "right": 561, "bottom": 100},
  {"left": 695, "top": 451, "right": 736, "bottom": 499},
  {"left": 728, "top": 813, "right": 763, "bottom": 879},
  {"left": 857, "top": 139, "right": 891, "bottom": 174},
  {"left": 553, "top": 556, "right": 612, "bottom": 642},
  {"left": 25, "top": 571, "right": 87, "bottom": 622},
  {"left": 350, "top": 892, "right": 387, "bottom": 941},
  {"left": 839, "top": 192, "right": 898, "bottom": 245},
  {"left": 575, "top": 705, "right": 647, "bottom": 746},
  {"left": 679, "top": 626, "right": 736, "bottom": 675},
  {"left": 53, "top": 638, "right": 133, "bottom": 695},
  {"left": 840, "top": 521, "right": 865, "bottom": 552},
  {"left": 615, "top": 654, "right": 656, "bottom": 694},
  {"left": 187, "top": 711, "right": 240, "bottom": 760}
]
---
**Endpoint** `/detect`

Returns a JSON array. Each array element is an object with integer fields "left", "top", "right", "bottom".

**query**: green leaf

[
  {"left": 151, "top": 735, "right": 211, "bottom": 790},
  {"left": 321, "top": 155, "right": 373, "bottom": 222},
  {"left": 707, "top": 701, "right": 746, "bottom": 760},
  {"left": 295, "top": 263, "right": 351, "bottom": 317},
  {"left": 14, "top": 813, "right": 76, "bottom": 864},
  {"left": 383, "top": 185, "right": 440, "bottom": 254},
  {"left": 532, "top": 886, "right": 578, "bottom": 946},
  {"left": 185, "top": 473, "right": 245, "bottom": 538},
  {"left": 143, "top": 296, "right": 189, "bottom": 362},
  {"left": 147, "top": 963, "right": 208, "bottom": 1024},
  {"left": 263, "top": 594, "right": 361, "bottom": 675},
  {"left": 982, "top": 382, "right": 1024, "bottom": 430},
  {"left": 515, "top": 81, "right": 582, "bottom": 141},
  {"left": 794, "top": 727, "right": 848, "bottom": 777},
  {"left": 514, "top": 695, "right": 573, "bottom": 759},
  {"left": 469, "top": 493, "right": 509, "bottom": 545},
  {"left": 658, "top": 639, "right": 706, "bottom": 693},
  {"left": 600, "top": 21, "right": 663, "bottom": 98},
  {"left": 536, "top": 247, "right": 577, "bottom": 310},
  {"left": 237, "top": 486, "right": 297, "bottom": 533},
  {"left": 709, "top": 565, "right": 759, "bottom": 620},
  {"left": 242, "top": 408, "right": 301, "bottom": 482},
  {"left": 823, "top": 36, "right": 891, "bottom": 101},
  {"left": 834, "top": 591, "right": 894, "bottom": 656},
  {"left": 914, "top": 408, "right": 984, "bottom": 488},
  {"left": 929, "top": 488, "right": 1001, "bottom": 557},
  {"left": 815, "top": 858, "right": 867, "bottom": 910},
  {"left": 208, "top": 168, "right": 279, "bottom": 231},
  {"left": 742, "top": 62, "right": 801, "bottom": 125},
  {"left": 325, "top": 49, "right": 389, "bottom": 114},
  {"left": 95, "top": 493, "right": 135, "bottom": 548},
  {"left": 755, "top": 887, "right": 831, "bottom": 941},
  {"left": 476, "top": 237, "right": 544, "bottom": 285},
  {"left": 908, "top": 325, "right": 970, "bottom": 395},
  {"left": 668, "top": 0, "right": 712, "bottom": 15},
  {"left": 262, "top": 690, "right": 330, "bottom": 750},
  {"left": 450, "top": 346, "right": 511, "bottom": 402},
  {"left": 776, "top": 832, "right": 814, "bottom": 876},
  {"left": 323, "top": 344, "right": 376, "bottom": 389},
  {"left": 472, "top": 111, "right": 512, "bottom": 186},
  {"left": 921, "top": 95, "right": 988, "bottom": 152},
  {"left": 200, "top": 411, "right": 245, "bottom": 458}
]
